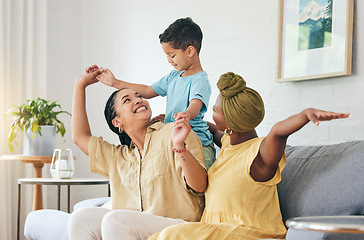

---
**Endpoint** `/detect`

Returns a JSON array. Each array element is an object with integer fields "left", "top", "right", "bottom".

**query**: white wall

[{"left": 44, "top": 0, "right": 364, "bottom": 207}]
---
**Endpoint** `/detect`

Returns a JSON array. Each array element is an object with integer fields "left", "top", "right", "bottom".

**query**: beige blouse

[{"left": 88, "top": 122, "right": 205, "bottom": 222}]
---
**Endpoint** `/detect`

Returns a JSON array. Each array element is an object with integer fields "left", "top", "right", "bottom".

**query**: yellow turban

[{"left": 217, "top": 72, "right": 265, "bottom": 132}]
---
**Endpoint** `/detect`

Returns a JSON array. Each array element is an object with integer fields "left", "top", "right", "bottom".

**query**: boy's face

[{"left": 161, "top": 42, "right": 192, "bottom": 72}]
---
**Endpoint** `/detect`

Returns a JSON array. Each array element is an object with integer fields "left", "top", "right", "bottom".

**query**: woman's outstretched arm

[
  {"left": 72, "top": 70, "right": 100, "bottom": 155},
  {"left": 251, "top": 108, "right": 349, "bottom": 182}
]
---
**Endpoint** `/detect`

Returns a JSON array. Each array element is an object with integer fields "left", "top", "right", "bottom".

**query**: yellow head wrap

[{"left": 217, "top": 72, "right": 265, "bottom": 132}]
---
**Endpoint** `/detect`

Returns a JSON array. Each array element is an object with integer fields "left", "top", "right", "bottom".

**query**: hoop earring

[
  {"left": 224, "top": 128, "right": 232, "bottom": 135},
  {"left": 118, "top": 126, "right": 123, "bottom": 134}
]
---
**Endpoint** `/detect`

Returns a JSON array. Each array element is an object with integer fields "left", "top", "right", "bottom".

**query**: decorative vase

[
  {"left": 50, "top": 149, "right": 75, "bottom": 179},
  {"left": 23, "top": 125, "right": 56, "bottom": 156}
]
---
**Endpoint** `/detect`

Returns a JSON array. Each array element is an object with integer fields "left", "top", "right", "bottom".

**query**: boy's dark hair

[{"left": 159, "top": 17, "right": 203, "bottom": 54}]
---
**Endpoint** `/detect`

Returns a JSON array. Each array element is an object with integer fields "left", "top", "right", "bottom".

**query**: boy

[{"left": 90, "top": 17, "right": 216, "bottom": 169}]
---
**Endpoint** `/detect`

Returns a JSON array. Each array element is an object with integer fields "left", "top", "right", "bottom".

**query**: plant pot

[{"left": 23, "top": 125, "right": 56, "bottom": 156}]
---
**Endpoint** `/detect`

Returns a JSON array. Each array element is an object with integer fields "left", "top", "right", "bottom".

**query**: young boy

[{"left": 89, "top": 17, "right": 216, "bottom": 169}]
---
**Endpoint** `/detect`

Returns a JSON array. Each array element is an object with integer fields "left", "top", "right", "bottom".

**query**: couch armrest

[{"left": 73, "top": 197, "right": 111, "bottom": 211}]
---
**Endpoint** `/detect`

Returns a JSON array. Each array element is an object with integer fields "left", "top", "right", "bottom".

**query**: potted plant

[{"left": 6, "top": 97, "right": 71, "bottom": 155}]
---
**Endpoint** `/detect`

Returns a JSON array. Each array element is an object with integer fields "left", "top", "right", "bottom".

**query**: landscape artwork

[
  {"left": 298, "top": 0, "right": 333, "bottom": 51},
  {"left": 277, "top": 0, "right": 353, "bottom": 82}
]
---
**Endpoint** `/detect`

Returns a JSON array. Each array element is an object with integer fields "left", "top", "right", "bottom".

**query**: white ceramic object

[
  {"left": 50, "top": 149, "right": 75, "bottom": 179},
  {"left": 23, "top": 125, "right": 56, "bottom": 156}
]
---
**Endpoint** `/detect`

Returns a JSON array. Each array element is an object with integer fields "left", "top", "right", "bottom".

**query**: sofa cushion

[
  {"left": 286, "top": 228, "right": 325, "bottom": 240},
  {"left": 278, "top": 141, "right": 364, "bottom": 223},
  {"left": 24, "top": 209, "right": 70, "bottom": 240}
]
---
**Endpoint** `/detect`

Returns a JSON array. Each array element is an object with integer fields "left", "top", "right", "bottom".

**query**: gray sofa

[
  {"left": 280, "top": 141, "right": 364, "bottom": 239},
  {"left": 24, "top": 141, "right": 364, "bottom": 240}
]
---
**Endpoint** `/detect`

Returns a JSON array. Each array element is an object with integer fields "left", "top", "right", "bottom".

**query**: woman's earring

[
  {"left": 118, "top": 126, "right": 123, "bottom": 134},
  {"left": 224, "top": 128, "right": 232, "bottom": 135}
]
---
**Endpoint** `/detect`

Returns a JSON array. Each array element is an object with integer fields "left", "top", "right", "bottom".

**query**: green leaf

[
  {"left": 30, "top": 118, "right": 39, "bottom": 139},
  {"left": 5, "top": 97, "right": 71, "bottom": 151},
  {"left": 8, "top": 142, "right": 14, "bottom": 152},
  {"left": 59, "top": 122, "right": 66, "bottom": 136},
  {"left": 7, "top": 126, "right": 16, "bottom": 152}
]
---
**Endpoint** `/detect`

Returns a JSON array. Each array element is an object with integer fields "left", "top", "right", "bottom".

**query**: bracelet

[{"left": 172, "top": 143, "right": 187, "bottom": 153}]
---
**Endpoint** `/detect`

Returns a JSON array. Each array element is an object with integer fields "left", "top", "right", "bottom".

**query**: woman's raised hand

[
  {"left": 171, "top": 112, "right": 191, "bottom": 149},
  {"left": 305, "top": 108, "right": 349, "bottom": 126},
  {"left": 77, "top": 69, "right": 101, "bottom": 88},
  {"left": 85, "top": 65, "right": 100, "bottom": 73},
  {"left": 81, "top": 65, "right": 117, "bottom": 88}
]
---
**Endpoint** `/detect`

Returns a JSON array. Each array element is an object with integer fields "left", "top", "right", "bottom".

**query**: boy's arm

[
  {"left": 185, "top": 99, "right": 203, "bottom": 120},
  {"left": 250, "top": 108, "right": 349, "bottom": 182},
  {"left": 96, "top": 68, "right": 159, "bottom": 99},
  {"left": 206, "top": 121, "right": 223, "bottom": 148},
  {"left": 173, "top": 99, "right": 203, "bottom": 122}
]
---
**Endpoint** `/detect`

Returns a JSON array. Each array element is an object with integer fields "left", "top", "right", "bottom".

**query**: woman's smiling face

[
  {"left": 212, "top": 94, "right": 228, "bottom": 132},
  {"left": 113, "top": 88, "right": 152, "bottom": 129}
]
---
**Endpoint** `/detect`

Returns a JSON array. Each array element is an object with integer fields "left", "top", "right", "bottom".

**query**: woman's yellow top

[{"left": 149, "top": 135, "right": 287, "bottom": 240}]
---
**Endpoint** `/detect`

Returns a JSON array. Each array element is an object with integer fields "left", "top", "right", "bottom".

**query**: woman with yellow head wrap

[
  {"left": 217, "top": 72, "right": 265, "bottom": 132},
  {"left": 148, "top": 72, "right": 349, "bottom": 240}
]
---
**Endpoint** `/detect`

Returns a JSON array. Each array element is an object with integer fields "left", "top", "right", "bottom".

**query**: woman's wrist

[
  {"left": 75, "top": 77, "right": 90, "bottom": 89},
  {"left": 172, "top": 142, "right": 187, "bottom": 153}
]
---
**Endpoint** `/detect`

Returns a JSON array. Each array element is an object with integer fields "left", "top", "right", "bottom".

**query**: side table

[
  {"left": 17, "top": 177, "right": 110, "bottom": 240},
  {"left": 286, "top": 216, "right": 364, "bottom": 234},
  {"left": 0, "top": 155, "right": 53, "bottom": 210}
]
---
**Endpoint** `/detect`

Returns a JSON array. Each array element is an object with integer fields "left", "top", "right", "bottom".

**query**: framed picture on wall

[{"left": 276, "top": 0, "right": 354, "bottom": 82}]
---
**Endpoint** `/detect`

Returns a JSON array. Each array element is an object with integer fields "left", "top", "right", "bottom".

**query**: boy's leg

[
  {"left": 203, "top": 142, "right": 217, "bottom": 170},
  {"left": 101, "top": 210, "right": 186, "bottom": 240},
  {"left": 68, "top": 206, "right": 111, "bottom": 240}
]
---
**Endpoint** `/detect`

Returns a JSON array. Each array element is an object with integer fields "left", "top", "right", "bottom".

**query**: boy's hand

[
  {"left": 96, "top": 68, "right": 118, "bottom": 88},
  {"left": 151, "top": 114, "right": 165, "bottom": 124},
  {"left": 172, "top": 112, "right": 191, "bottom": 148},
  {"left": 305, "top": 108, "right": 350, "bottom": 126},
  {"left": 174, "top": 111, "right": 191, "bottom": 122}
]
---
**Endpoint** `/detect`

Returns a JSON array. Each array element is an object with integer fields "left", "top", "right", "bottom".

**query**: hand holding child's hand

[
  {"left": 85, "top": 65, "right": 100, "bottom": 73},
  {"left": 77, "top": 69, "right": 101, "bottom": 87},
  {"left": 171, "top": 112, "right": 191, "bottom": 148},
  {"left": 151, "top": 114, "right": 165, "bottom": 124},
  {"left": 305, "top": 108, "right": 350, "bottom": 126}
]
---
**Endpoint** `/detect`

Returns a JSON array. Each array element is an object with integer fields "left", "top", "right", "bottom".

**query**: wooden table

[{"left": 0, "top": 155, "right": 53, "bottom": 210}]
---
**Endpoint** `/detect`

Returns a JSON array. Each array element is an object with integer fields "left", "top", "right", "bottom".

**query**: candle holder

[{"left": 50, "top": 149, "right": 75, "bottom": 179}]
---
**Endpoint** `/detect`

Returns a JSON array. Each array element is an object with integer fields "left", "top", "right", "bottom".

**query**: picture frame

[{"left": 276, "top": 0, "right": 354, "bottom": 82}]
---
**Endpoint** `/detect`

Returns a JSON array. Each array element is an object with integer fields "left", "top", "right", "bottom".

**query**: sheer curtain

[{"left": 0, "top": 0, "right": 47, "bottom": 239}]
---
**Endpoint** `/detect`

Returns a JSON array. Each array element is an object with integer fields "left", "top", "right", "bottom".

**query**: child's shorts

[{"left": 203, "top": 142, "right": 216, "bottom": 170}]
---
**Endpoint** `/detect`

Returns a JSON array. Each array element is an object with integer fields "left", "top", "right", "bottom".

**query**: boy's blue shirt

[{"left": 152, "top": 70, "right": 213, "bottom": 146}]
